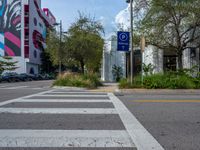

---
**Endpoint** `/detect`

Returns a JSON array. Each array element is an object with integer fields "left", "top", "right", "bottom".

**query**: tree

[
  {"left": 40, "top": 50, "right": 56, "bottom": 74},
  {"left": 0, "top": 56, "right": 18, "bottom": 74},
  {"left": 65, "top": 13, "right": 104, "bottom": 74},
  {"left": 139, "top": 0, "right": 200, "bottom": 69},
  {"left": 45, "top": 29, "right": 60, "bottom": 66}
]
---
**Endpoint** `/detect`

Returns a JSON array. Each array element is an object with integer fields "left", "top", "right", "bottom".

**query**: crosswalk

[{"left": 0, "top": 89, "right": 164, "bottom": 150}]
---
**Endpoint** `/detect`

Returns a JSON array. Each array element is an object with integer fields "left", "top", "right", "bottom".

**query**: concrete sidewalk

[{"left": 89, "top": 83, "right": 119, "bottom": 93}]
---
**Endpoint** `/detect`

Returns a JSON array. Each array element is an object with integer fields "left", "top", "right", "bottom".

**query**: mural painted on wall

[{"left": 0, "top": 0, "right": 21, "bottom": 56}]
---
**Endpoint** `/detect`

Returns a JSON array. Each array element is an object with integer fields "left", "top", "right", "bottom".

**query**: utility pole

[
  {"left": 126, "top": 0, "right": 134, "bottom": 84},
  {"left": 130, "top": 0, "right": 134, "bottom": 84},
  {"left": 59, "top": 20, "right": 62, "bottom": 75}
]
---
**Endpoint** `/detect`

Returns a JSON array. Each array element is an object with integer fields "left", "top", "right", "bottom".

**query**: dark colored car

[
  {"left": 1, "top": 72, "right": 20, "bottom": 82},
  {"left": 18, "top": 73, "right": 33, "bottom": 81},
  {"left": 28, "top": 74, "right": 39, "bottom": 81}
]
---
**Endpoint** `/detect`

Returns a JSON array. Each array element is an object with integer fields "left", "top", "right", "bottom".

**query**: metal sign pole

[
  {"left": 141, "top": 36, "right": 145, "bottom": 85},
  {"left": 59, "top": 20, "right": 62, "bottom": 75},
  {"left": 130, "top": 0, "right": 133, "bottom": 85}
]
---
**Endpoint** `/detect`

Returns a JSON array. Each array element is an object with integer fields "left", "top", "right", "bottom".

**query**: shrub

[
  {"left": 112, "top": 65, "right": 123, "bottom": 82},
  {"left": 119, "top": 73, "right": 200, "bottom": 89},
  {"left": 53, "top": 73, "right": 102, "bottom": 89},
  {"left": 119, "top": 75, "right": 143, "bottom": 89},
  {"left": 143, "top": 73, "right": 196, "bottom": 89}
]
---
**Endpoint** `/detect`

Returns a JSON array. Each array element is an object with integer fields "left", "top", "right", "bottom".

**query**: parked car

[
  {"left": 28, "top": 74, "right": 39, "bottom": 81},
  {"left": 18, "top": 73, "right": 33, "bottom": 81},
  {"left": 1, "top": 72, "right": 20, "bottom": 82}
]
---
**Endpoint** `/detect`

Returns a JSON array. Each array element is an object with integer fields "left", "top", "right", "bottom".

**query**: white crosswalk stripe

[
  {"left": 36, "top": 94, "right": 109, "bottom": 97},
  {"left": 18, "top": 99, "right": 112, "bottom": 103},
  {"left": 0, "top": 108, "right": 117, "bottom": 114},
  {"left": 0, "top": 130, "right": 134, "bottom": 148},
  {"left": 0, "top": 89, "right": 164, "bottom": 150}
]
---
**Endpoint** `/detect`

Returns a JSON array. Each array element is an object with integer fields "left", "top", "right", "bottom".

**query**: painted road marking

[
  {"left": 0, "top": 108, "right": 117, "bottom": 114},
  {"left": 50, "top": 91, "right": 107, "bottom": 94},
  {"left": 5, "top": 86, "right": 28, "bottom": 89},
  {"left": 133, "top": 100, "right": 200, "bottom": 103},
  {"left": 19, "top": 99, "right": 112, "bottom": 103},
  {"left": 108, "top": 93, "right": 164, "bottom": 150},
  {"left": 0, "top": 86, "right": 28, "bottom": 89},
  {"left": 0, "top": 90, "right": 54, "bottom": 107},
  {"left": 0, "top": 130, "right": 136, "bottom": 148},
  {"left": 37, "top": 94, "right": 109, "bottom": 97}
]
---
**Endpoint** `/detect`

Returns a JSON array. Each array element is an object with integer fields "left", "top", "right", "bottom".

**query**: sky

[{"left": 41, "top": 0, "right": 129, "bottom": 38}]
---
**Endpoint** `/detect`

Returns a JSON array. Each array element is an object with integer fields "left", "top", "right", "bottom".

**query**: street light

[
  {"left": 126, "top": 0, "right": 134, "bottom": 84},
  {"left": 53, "top": 20, "right": 67, "bottom": 75}
]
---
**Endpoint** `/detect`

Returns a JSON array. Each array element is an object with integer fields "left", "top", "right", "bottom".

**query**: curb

[{"left": 118, "top": 89, "right": 200, "bottom": 95}]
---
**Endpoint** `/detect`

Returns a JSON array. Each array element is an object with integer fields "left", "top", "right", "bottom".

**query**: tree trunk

[
  {"left": 177, "top": 51, "right": 183, "bottom": 70},
  {"left": 80, "top": 60, "right": 85, "bottom": 74}
]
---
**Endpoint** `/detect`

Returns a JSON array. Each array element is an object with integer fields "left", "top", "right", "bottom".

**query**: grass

[{"left": 53, "top": 73, "right": 102, "bottom": 89}]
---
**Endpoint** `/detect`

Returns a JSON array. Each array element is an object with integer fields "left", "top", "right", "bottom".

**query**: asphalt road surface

[
  {"left": 0, "top": 81, "right": 163, "bottom": 150},
  {"left": 0, "top": 80, "right": 53, "bottom": 102},
  {"left": 117, "top": 92, "right": 200, "bottom": 150},
  {"left": 1, "top": 81, "right": 199, "bottom": 150}
]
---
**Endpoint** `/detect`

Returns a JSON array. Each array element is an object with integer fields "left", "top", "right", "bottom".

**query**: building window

[
  {"left": 34, "top": 18, "right": 37, "bottom": 26},
  {"left": 39, "top": 23, "right": 43, "bottom": 28},
  {"left": 34, "top": 50, "right": 37, "bottom": 58}
]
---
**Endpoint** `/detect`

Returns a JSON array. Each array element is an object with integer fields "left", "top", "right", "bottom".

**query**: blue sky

[{"left": 41, "top": 0, "right": 128, "bottom": 38}]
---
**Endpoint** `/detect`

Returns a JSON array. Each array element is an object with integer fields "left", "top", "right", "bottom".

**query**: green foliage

[
  {"left": 53, "top": 73, "right": 102, "bottom": 89},
  {"left": 139, "top": 0, "right": 200, "bottom": 69},
  {"left": 46, "top": 30, "right": 60, "bottom": 66},
  {"left": 45, "top": 13, "right": 104, "bottom": 74},
  {"left": 40, "top": 49, "right": 57, "bottom": 74},
  {"left": 0, "top": 56, "right": 18, "bottom": 74},
  {"left": 112, "top": 65, "right": 123, "bottom": 82},
  {"left": 65, "top": 13, "right": 104, "bottom": 74},
  {"left": 143, "top": 73, "right": 197, "bottom": 89},
  {"left": 143, "top": 63, "right": 154, "bottom": 76},
  {"left": 119, "top": 71, "right": 200, "bottom": 89},
  {"left": 119, "top": 76, "right": 143, "bottom": 89}
]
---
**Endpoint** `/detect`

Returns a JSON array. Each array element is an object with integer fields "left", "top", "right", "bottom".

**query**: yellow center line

[{"left": 133, "top": 100, "right": 200, "bottom": 103}]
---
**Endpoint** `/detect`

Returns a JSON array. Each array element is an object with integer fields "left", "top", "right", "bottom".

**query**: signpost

[
  {"left": 140, "top": 36, "right": 145, "bottom": 85},
  {"left": 117, "top": 31, "right": 130, "bottom": 52}
]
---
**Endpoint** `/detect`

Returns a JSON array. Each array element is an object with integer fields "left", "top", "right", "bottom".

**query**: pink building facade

[{"left": 0, "top": 0, "right": 56, "bottom": 74}]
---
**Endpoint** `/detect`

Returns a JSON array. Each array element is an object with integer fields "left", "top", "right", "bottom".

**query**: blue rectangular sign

[{"left": 117, "top": 31, "right": 130, "bottom": 51}]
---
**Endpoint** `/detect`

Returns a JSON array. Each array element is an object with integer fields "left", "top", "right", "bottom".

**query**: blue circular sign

[{"left": 119, "top": 33, "right": 128, "bottom": 41}]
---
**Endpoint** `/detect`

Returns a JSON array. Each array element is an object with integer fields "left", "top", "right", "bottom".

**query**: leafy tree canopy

[
  {"left": 65, "top": 13, "right": 104, "bottom": 74},
  {"left": 136, "top": 0, "right": 200, "bottom": 69}
]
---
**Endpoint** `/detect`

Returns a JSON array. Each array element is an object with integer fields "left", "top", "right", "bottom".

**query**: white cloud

[
  {"left": 114, "top": 3, "right": 147, "bottom": 31},
  {"left": 115, "top": 5, "right": 130, "bottom": 30},
  {"left": 99, "top": 16, "right": 106, "bottom": 26}
]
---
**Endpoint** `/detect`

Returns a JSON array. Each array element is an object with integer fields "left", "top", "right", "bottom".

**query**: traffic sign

[{"left": 117, "top": 31, "right": 130, "bottom": 52}]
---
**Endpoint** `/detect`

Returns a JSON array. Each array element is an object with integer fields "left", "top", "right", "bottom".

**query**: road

[
  {"left": 0, "top": 81, "right": 164, "bottom": 150},
  {"left": 117, "top": 92, "right": 200, "bottom": 150},
  {"left": 0, "top": 81, "right": 53, "bottom": 102},
  {"left": 1, "top": 81, "right": 199, "bottom": 150}
]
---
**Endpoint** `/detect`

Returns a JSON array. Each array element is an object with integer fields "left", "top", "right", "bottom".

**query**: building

[
  {"left": 101, "top": 36, "right": 126, "bottom": 82},
  {"left": 101, "top": 35, "right": 200, "bottom": 82},
  {"left": 0, "top": 0, "right": 56, "bottom": 74},
  {"left": 143, "top": 46, "right": 200, "bottom": 74}
]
